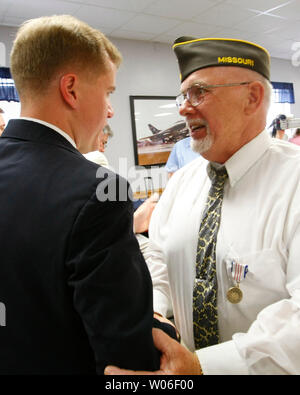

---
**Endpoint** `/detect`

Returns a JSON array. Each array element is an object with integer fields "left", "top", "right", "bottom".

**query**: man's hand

[
  {"left": 153, "top": 312, "right": 175, "bottom": 327},
  {"left": 133, "top": 193, "right": 159, "bottom": 234},
  {"left": 153, "top": 312, "right": 180, "bottom": 342},
  {"left": 104, "top": 328, "right": 202, "bottom": 375}
]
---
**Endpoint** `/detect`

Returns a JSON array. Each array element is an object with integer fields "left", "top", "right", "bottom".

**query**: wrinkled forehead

[{"left": 180, "top": 65, "right": 253, "bottom": 90}]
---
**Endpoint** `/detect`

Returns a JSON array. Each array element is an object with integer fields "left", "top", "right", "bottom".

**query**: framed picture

[{"left": 130, "top": 95, "right": 189, "bottom": 167}]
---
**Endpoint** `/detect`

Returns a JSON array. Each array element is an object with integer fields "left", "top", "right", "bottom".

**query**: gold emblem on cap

[{"left": 227, "top": 285, "right": 243, "bottom": 304}]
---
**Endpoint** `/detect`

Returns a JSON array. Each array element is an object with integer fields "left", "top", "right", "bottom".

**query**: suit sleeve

[{"left": 65, "top": 172, "right": 160, "bottom": 374}]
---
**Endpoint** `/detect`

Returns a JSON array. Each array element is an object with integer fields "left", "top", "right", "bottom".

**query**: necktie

[{"left": 193, "top": 163, "right": 228, "bottom": 350}]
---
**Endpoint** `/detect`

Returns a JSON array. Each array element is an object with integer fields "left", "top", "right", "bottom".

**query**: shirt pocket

[{"left": 225, "top": 249, "right": 288, "bottom": 308}]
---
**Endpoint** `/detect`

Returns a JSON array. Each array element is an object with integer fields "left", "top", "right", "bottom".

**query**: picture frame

[{"left": 130, "top": 95, "right": 189, "bottom": 167}]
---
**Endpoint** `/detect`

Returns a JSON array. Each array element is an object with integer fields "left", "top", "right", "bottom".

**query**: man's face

[
  {"left": 98, "top": 131, "right": 109, "bottom": 152},
  {"left": 77, "top": 60, "right": 116, "bottom": 153},
  {"left": 179, "top": 67, "right": 251, "bottom": 163},
  {"left": 0, "top": 114, "right": 5, "bottom": 136}
]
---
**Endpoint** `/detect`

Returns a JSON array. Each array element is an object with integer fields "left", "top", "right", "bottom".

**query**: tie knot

[{"left": 207, "top": 164, "right": 228, "bottom": 186}]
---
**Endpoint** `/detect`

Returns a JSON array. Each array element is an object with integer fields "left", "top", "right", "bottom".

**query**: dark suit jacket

[{"left": 0, "top": 119, "right": 163, "bottom": 374}]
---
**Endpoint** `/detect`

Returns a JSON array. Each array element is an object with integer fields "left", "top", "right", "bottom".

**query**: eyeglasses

[{"left": 175, "top": 81, "right": 252, "bottom": 108}]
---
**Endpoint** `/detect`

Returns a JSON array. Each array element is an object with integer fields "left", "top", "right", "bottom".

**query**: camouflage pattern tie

[{"left": 193, "top": 163, "right": 228, "bottom": 350}]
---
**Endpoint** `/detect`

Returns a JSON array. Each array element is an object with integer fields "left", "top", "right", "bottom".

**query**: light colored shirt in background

[
  {"left": 165, "top": 137, "right": 200, "bottom": 174},
  {"left": 289, "top": 135, "right": 300, "bottom": 146},
  {"left": 84, "top": 151, "right": 109, "bottom": 168}
]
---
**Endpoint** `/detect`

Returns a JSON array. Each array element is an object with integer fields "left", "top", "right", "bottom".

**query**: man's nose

[{"left": 178, "top": 98, "right": 196, "bottom": 117}]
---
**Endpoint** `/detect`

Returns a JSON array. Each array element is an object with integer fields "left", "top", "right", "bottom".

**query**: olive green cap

[{"left": 173, "top": 36, "right": 271, "bottom": 82}]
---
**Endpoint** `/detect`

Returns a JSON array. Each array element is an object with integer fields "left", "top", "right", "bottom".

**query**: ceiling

[{"left": 1, "top": 0, "right": 300, "bottom": 60}]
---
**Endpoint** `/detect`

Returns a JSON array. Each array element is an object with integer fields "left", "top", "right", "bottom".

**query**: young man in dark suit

[{"left": 0, "top": 15, "right": 175, "bottom": 374}]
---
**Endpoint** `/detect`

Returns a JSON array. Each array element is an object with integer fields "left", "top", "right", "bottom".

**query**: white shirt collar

[
  {"left": 19, "top": 117, "right": 77, "bottom": 149},
  {"left": 225, "top": 129, "right": 271, "bottom": 187}
]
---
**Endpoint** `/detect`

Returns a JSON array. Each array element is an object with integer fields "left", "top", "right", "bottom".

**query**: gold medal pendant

[{"left": 227, "top": 284, "right": 243, "bottom": 304}]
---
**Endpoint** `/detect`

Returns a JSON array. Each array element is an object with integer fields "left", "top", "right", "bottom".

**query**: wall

[
  {"left": 0, "top": 26, "right": 17, "bottom": 66},
  {"left": 1, "top": 26, "right": 300, "bottom": 191},
  {"left": 270, "top": 57, "right": 300, "bottom": 116}
]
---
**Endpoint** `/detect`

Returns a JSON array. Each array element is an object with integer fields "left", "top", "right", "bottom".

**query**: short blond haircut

[{"left": 10, "top": 15, "right": 122, "bottom": 97}]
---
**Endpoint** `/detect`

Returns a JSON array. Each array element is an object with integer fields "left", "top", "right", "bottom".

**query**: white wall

[
  {"left": 0, "top": 26, "right": 16, "bottom": 66},
  {"left": 1, "top": 26, "right": 300, "bottom": 191}
]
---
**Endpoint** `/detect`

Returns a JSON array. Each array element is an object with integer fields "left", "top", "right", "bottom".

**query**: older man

[
  {"left": 105, "top": 37, "right": 300, "bottom": 375},
  {"left": 84, "top": 124, "right": 114, "bottom": 167},
  {"left": 0, "top": 15, "right": 177, "bottom": 375}
]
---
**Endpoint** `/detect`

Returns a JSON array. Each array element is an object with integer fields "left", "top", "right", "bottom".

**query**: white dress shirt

[
  {"left": 84, "top": 151, "right": 109, "bottom": 168},
  {"left": 147, "top": 130, "right": 300, "bottom": 375}
]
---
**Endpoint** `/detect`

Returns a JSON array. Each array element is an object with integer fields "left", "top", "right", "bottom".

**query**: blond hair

[{"left": 10, "top": 15, "right": 122, "bottom": 97}]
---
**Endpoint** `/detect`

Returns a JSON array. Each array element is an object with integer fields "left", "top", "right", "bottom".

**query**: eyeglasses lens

[
  {"left": 176, "top": 85, "right": 205, "bottom": 108},
  {"left": 188, "top": 85, "right": 205, "bottom": 107}
]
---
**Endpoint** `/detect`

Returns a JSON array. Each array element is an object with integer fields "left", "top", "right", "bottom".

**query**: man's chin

[{"left": 190, "top": 135, "right": 213, "bottom": 155}]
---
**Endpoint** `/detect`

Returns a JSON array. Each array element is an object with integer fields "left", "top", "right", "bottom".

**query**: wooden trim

[{"left": 133, "top": 188, "right": 164, "bottom": 200}]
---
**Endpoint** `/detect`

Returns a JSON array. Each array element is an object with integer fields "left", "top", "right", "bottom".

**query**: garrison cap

[{"left": 172, "top": 37, "right": 270, "bottom": 82}]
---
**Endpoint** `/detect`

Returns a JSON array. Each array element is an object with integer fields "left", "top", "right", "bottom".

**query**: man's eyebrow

[{"left": 190, "top": 80, "right": 208, "bottom": 87}]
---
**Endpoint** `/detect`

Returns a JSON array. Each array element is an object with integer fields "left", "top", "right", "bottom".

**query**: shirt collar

[
  {"left": 19, "top": 117, "right": 77, "bottom": 149},
  {"left": 225, "top": 129, "right": 271, "bottom": 187}
]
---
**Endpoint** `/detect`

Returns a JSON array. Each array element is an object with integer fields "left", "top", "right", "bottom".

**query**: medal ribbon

[{"left": 231, "top": 261, "right": 248, "bottom": 283}]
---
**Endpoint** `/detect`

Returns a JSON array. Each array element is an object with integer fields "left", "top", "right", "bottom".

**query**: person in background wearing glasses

[
  {"left": 84, "top": 124, "right": 113, "bottom": 167},
  {"left": 105, "top": 37, "right": 300, "bottom": 375},
  {"left": 0, "top": 107, "right": 6, "bottom": 135}
]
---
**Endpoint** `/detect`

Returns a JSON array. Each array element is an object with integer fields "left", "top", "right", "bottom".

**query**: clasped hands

[{"left": 104, "top": 313, "right": 202, "bottom": 376}]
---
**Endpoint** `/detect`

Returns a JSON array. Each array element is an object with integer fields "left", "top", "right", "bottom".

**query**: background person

[
  {"left": 165, "top": 136, "right": 200, "bottom": 178},
  {"left": 84, "top": 124, "right": 113, "bottom": 167},
  {"left": 105, "top": 37, "right": 300, "bottom": 375},
  {"left": 270, "top": 114, "right": 289, "bottom": 140},
  {"left": 289, "top": 128, "right": 300, "bottom": 146}
]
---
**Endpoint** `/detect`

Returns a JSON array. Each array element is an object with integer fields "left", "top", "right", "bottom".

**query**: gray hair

[{"left": 103, "top": 124, "right": 113, "bottom": 137}]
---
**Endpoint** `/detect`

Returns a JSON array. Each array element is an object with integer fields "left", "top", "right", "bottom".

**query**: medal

[
  {"left": 227, "top": 261, "right": 248, "bottom": 304},
  {"left": 227, "top": 284, "right": 243, "bottom": 304}
]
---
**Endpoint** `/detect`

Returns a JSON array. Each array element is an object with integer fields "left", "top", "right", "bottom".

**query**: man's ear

[
  {"left": 244, "top": 81, "right": 264, "bottom": 115},
  {"left": 59, "top": 74, "right": 78, "bottom": 109}
]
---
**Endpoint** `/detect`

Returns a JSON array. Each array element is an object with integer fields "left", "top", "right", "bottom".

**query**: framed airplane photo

[{"left": 130, "top": 95, "right": 189, "bottom": 167}]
